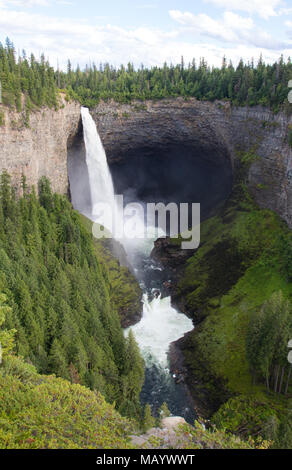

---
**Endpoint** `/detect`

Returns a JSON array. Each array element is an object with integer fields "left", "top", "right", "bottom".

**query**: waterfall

[
  {"left": 80, "top": 105, "right": 193, "bottom": 368},
  {"left": 79, "top": 106, "right": 195, "bottom": 421},
  {"left": 81, "top": 107, "right": 115, "bottom": 224},
  {"left": 126, "top": 293, "right": 193, "bottom": 368}
]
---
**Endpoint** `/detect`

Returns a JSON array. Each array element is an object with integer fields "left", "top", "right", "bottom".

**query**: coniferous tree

[
  {"left": 0, "top": 175, "right": 144, "bottom": 418},
  {"left": 246, "top": 291, "right": 292, "bottom": 392},
  {"left": 143, "top": 404, "right": 156, "bottom": 431}
]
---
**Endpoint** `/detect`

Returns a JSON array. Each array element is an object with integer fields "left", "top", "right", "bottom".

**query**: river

[{"left": 77, "top": 107, "right": 196, "bottom": 423}]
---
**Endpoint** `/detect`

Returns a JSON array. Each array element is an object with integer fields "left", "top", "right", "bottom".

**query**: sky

[{"left": 1, "top": 0, "right": 292, "bottom": 69}]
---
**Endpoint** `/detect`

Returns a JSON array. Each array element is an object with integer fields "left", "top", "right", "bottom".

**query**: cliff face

[
  {"left": 91, "top": 98, "right": 292, "bottom": 228},
  {"left": 1, "top": 97, "right": 292, "bottom": 227},
  {"left": 0, "top": 98, "right": 81, "bottom": 194}
]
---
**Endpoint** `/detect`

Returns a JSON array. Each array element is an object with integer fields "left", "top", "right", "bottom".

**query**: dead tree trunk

[
  {"left": 274, "top": 364, "right": 280, "bottom": 393},
  {"left": 266, "top": 372, "right": 270, "bottom": 391},
  {"left": 285, "top": 364, "right": 292, "bottom": 395},
  {"left": 279, "top": 366, "right": 285, "bottom": 394}
]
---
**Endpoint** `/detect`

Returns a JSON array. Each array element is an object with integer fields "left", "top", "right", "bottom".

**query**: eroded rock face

[
  {"left": 92, "top": 99, "right": 230, "bottom": 167},
  {"left": 130, "top": 417, "right": 188, "bottom": 449},
  {"left": 91, "top": 98, "right": 292, "bottom": 227},
  {"left": 91, "top": 99, "right": 233, "bottom": 219},
  {"left": 151, "top": 238, "right": 195, "bottom": 268},
  {"left": 1, "top": 97, "right": 292, "bottom": 227},
  {"left": 0, "top": 97, "right": 81, "bottom": 194}
]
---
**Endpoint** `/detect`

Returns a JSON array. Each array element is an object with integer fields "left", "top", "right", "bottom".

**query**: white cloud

[
  {"left": 279, "top": 7, "right": 292, "bottom": 16},
  {"left": 284, "top": 20, "right": 292, "bottom": 39},
  {"left": 0, "top": 6, "right": 181, "bottom": 67},
  {"left": 0, "top": 4, "right": 289, "bottom": 69},
  {"left": 169, "top": 9, "right": 288, "bottom": 50},
  {"left": 3, "top": 0, "right": 50, "bottom": 6},
  {"left": 204, "top": 0, "right": 282, "bottom": 19},
  {"left": 170, "top": 10, "right": 250, "bottom": 43}
]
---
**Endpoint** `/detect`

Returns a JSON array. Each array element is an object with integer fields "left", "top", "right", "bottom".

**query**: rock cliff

[
  {"left": 91, "top": 98, "right": 292, "bottom": 228},
  {"left": 0, "top": 97, "right": 81, "bottom": 194},
  {"left": 1, "top": 96, "right": 292, "bottom": 228}
]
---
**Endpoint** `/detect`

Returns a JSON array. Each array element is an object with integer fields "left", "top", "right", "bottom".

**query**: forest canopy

[
  {"left": 0, "top": 172, "right": 144, "bottom": 419},
  {"left": 1, "top": 38, "right": 292, "bottom": 112}
]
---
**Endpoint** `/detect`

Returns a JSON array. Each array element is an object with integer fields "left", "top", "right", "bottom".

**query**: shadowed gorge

[
  {"left": 67, "top": 121, "right": 92, "bottom": 216},
  {"left": 64, "top": 102, "right": 292, "bottom": 448},
  {"left": 110, "top": 143, "right": 232, "bottom": 219},
  {"left": 66, "top": 107, "right": 235, "bottom": 424},
  {"left": 68, "top": 101, "right": 233, "bottom": 220}
]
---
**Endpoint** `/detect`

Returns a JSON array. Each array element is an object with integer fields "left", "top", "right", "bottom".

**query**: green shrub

[
  {"left": 212, "top": 396, "right": 279, "bottom": 441},
  {"left": 0, "top": 356, "right": 134, "bottom": 449}
]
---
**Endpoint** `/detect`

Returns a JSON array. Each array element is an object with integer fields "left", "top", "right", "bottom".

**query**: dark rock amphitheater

[{"left": 1, "top": 97, "right": 292, "bottom": 226}]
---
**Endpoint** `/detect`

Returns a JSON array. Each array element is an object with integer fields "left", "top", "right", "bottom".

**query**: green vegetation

[
  {"left": 246, "top": 291, "right": 292, "bottom": 393},
  {"left": 0, "top": 294, "right": 258, "bottom": 449},
  {"left": 0, "top": 171, "right": 264, "bottom": 449},
  {"left": 0, "top": 39, "right": 58, "bottom": 112},
  {"left": 136, "top": 419, "right": 268, "bottom": 449},
  {"left": 142, "top": 402, "right": 172, "bottom": 432},
  {"left": 79, "top": 214, "right": 142, "bottom": 327},
  {"left": 173, "top": 158, "right": 292, "bottom": 447},
  {"left": 0, "top": 294, "right": 15, "bottom": 357},
  {"left": 0, "top": 356, "right": 134, "bottom": 449},
  {"left": 63, "top": 55, "right": 292, "bottom": 111},
  {"left": 212, "top": 396, "right": 280, "bottom": 441},
  {"left": 0, "top": 296, "right": 135, "bottom": 449},
  {"left": 2, "top": 38, "right": 292, "bottom": 112},
  {"left": 0, "top": 356, "right": 261, "bottom": 449},
  {"left": 0, "top": 111, "right": 5, "bottom": 126},
  {"left": 143, "top": 404, "right": 156, "bottom": 431},
  {"left": 0, "top": 173, "right": 143, "bottom": 418},
  {"left": 176, "top": 421, "right": 269, "bottom": 449},
  {"left": 159, "top": 402, "right": 171, "bottom": 420}
]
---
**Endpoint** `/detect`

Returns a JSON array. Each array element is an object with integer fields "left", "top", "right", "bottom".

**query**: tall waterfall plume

[
  {"left": 81, "top": 107, "right": 116, "bottom": 224},
  {"left": 79, "top": 105, "right": 195, "bottom": 421}
]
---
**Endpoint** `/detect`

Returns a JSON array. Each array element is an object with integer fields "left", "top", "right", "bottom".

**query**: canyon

[
  {"left": 0, "top": 96, "right": 80, "bottom": 196},
  {"left": 1, "top": 97, "right": 292, "bottom": 227},
  {"left": 1, "top": 96, "right": 292, "bottom": 424}
]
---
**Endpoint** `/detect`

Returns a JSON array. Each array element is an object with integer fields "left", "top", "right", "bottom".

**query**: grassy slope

[
  {"left": 0, "top": 355, "right": 259, "bottom": 449},
  {"left": 78, "top": 186, "right": 292, "bottom": 442},
  {"left": 0, "top": 202, "right": 266, "bottom": 450},
  {"left": 175, "top": 191, "right": 292, "bottom": 433}
]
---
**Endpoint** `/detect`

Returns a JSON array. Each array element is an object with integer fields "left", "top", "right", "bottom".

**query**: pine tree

[
  {"left": 246, "top": 291, "right": 292, "bottom": 392},
  {"left": 0, "top": 173, "right": 144, "bottom": 419},
  {"left": 143, "top": 404, "right": 156, "bottom": 431},
  {"left": 0, "top": 293, "right": 15, "bottom": 358},
  {"left": 159, "top": 402, "right": 171, "bottom": 419}
]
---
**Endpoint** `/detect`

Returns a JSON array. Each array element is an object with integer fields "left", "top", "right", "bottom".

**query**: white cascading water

[
  {"left": 81, "top": 107, "right": 116, "bottom": 223},
  {"left": 128, "top": 293, "right": 193, "bottom": 368},
  {"left": 80, "top": 107, "right": 194, "bottom": 419}
]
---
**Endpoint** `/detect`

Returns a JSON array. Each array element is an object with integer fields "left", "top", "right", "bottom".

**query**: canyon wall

[
  {"left": 0, "top": 97, "right": 81, "bottom": 195},
  {"left": 1, "top": 96, "right": 292, "bottom": 227},
  {"left": 91, "top": 98, "right": 292, "bottom": 228}
]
